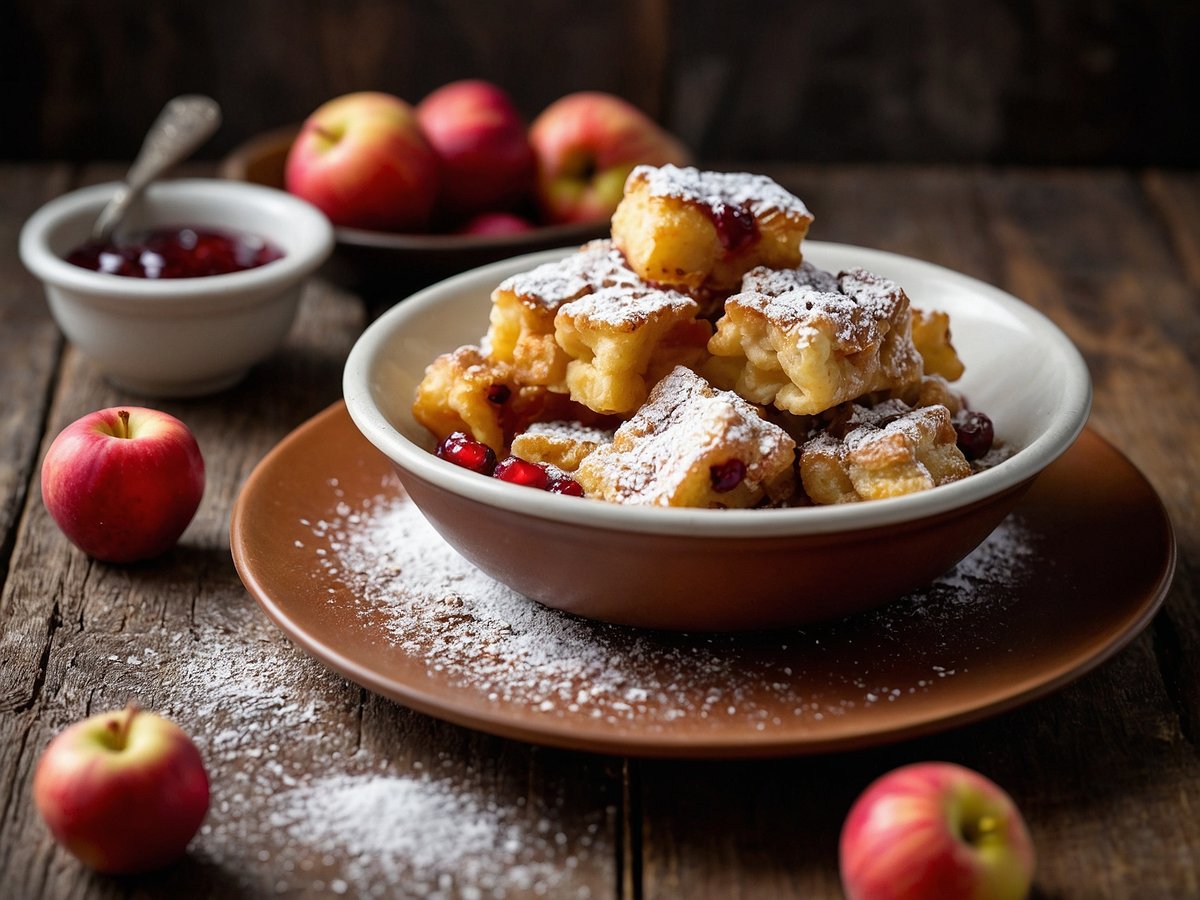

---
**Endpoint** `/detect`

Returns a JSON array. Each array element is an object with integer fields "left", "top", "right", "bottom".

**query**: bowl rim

[
  {"left": 343, "top": 242, "right": 1093, "bottom": 538},
  {"left": 18, "top": 178, "right": 334, "bottom": 300}
]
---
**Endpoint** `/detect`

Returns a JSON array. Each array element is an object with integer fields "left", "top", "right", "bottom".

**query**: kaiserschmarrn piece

[
  {"left": 611, "top": 164, "right": 813, "bottom": 295},
  {"left": 910, "top": 307, "right": 965, "bottom": 381},
  {"left": 509, "top": 421, "right": 613, "bottom": 472},
  {"left": 554, "top": 284, "right": 712, "bottom": 415},
  {"left": 705, "top": 265, "right": 923, "bottom": 415},
  {"left": 412, "top": 345, "right": 581, "bottom": 453},
  {"left": 486, "top": 240, "right": 641, "bottom": 389},
  {"left": 799, "top": 400, "right": 971, "bottom": 504},
  {"left": 885, "top": 373, "right": 966, "bottom": 415},
  {"left": 575, "top": 366, "right": 796, "bottom": 508}
]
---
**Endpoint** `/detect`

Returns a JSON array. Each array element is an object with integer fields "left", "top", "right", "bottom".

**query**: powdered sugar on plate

[{"left": 309, "top": 474, "right": 1041, "bottom": 729}]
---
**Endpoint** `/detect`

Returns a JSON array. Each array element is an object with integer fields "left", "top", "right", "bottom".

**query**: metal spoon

[{"left": 91, "top": 95, "right": 223, "bottom": 244}]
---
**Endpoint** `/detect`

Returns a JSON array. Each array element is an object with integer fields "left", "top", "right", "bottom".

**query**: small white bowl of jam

[{"left": 19, "top": 178, "right": 333, "bottom": 396}]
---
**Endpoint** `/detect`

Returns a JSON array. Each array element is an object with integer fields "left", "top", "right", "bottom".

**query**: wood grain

[
  {"left": 5, "top": 1, "right": 1198, "bottom": 167},
  {"left": 0, "top": 165, "right": 71, "bottom": 584}
]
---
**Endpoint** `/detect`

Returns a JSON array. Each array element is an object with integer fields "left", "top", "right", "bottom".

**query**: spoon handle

[{"left": 91, "top": 95, "right": 223, "bottom": 244}]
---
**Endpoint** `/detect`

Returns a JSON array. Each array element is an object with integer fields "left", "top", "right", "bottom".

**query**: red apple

[
  {"left": 840, "top": 762, "right": 1035, "bottom": 900},
  {"left": 285, "top": 91, "right": 439, "bottom": 231},
  {"left": 416, "top": 79, "right": 536, "bottom": 219},
  {"left": 456, "top": 211, "right": 536, "bottom": 236},
  {"left": 528, "top": 91, "right": 691, "bottom": 224},
  {"left": 41, "top": 406, "right": 205, "bottom": 563},
  {"left": 33, "top": 706, "right": 210, "bottom": 873}
]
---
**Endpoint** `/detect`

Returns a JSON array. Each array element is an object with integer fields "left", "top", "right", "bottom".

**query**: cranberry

[
  {"left": 708, "top": 202, "right": 759, "bottom": 255},
  {"left": 493, "top": 457, "right": 549, "bottom": 489},
  {"left": 436, "top": 431, "right": 497, "bottom": 475},
  {"left": 709, "top": 459, "right": 747, "bottom": 493},
  {"left": 486, "top": 383, "right": 511, "bottom": 405},
  {"left": 65, "top": 226, "right": 284, "bottom": 279},
  {"left": 953, "top": 410, "right": 995, "bottom": 460},
  {"left": 547, "top": 470, "right": 585, "bottom": 497}
]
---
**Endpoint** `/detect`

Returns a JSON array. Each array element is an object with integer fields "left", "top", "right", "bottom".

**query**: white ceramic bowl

[
  {"left": 344, "top": 243, "right": 1093, "bottom": 630},
  {"left": 19, "top": 178, "right": 334, "bottom": 397}
]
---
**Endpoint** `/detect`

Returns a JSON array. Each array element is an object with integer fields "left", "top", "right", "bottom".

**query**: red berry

[
  {"left": 952, "top": 410, "right": 995, "bottom": 460},
  {"left": 547, "top": 471, "right": 585, "bottom": 497},
  {"left": 436, "top": 431, "right": 497, "bottom": 475},
  {"left": 493, "top": 457, "right": 549, "bottom": 489},
  {"left": 709, "top": 458, "right": 747, "bottom": 493}
]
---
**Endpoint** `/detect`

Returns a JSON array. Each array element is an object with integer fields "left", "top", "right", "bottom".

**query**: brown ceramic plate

[
  {"left": 218, "top": 126, "right": 608, "bottom": 291},
  {"left": 230, "top": 402, "right": 1175, "bottom": 758}
]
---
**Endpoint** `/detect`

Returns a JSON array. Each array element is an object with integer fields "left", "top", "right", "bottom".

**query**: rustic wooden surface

[{"left": 1, "top": 163, "right": 1197, "bottom": 898}]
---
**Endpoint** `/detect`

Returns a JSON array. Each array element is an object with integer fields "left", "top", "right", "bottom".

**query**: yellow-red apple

[
  {"left": 285, "top": 91, "right": 439, "bottom": 231},
  {"left": 41, "top": 406, "right": 205, "bottom": 563},
  {"left": 416, "top": 79, "right": 536, "bottom": 220},
  {"left": 33, "top": 706, "right": 210, "bottom": 873},
  {"left": 840, "top": 762, "right": 1035, "bottom": 900},
  {"left": 529, "top": 91, "right": 691, "bottom": 224}
]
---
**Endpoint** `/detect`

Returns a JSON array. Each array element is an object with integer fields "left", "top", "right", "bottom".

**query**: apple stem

[
  {"left": 115, "top": 409, "right": 131, "bottom": 440},
  {"left": 105, "top": 703, "right": 140, "bottom": 750}
]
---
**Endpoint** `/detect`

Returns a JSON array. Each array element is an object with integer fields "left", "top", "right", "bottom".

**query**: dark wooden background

[{"left": 4, "top": 0, "right": 1199, "bottom": 166}]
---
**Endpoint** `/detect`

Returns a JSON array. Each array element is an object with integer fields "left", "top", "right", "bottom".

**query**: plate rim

[{"left": 231, "top": 402, "right": 1176, "bottom": 758}]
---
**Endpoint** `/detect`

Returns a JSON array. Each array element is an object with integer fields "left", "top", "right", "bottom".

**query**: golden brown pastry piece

[
  {"left": 611, "top": 164, "right": 813, "bottom": 296},
  {"left": 554, "top": 284, "right": 711, "bottom": 415},
  {"left": 799, "top": 400, "right": 970, "bottom": 504},
  {"left": 509, "top": 421, "right": 614, "bottom": 472},
  {"left": 885, "top": 373, "right": 966, "bottom": 415},
  {"left": 412, "top": 345, "right": 591, "bottom": 453},
  {"left": 486, "top": 240, "right": 641, "bottom": 389},
  {"left": 575, "top": 366, "right": 796, "bottom": 508},
  {"left": 910, "top": 307, "right": 965, "bottom": 381},
  {"left": 706, "top": 264, "right": 923, "bottom": 415}
]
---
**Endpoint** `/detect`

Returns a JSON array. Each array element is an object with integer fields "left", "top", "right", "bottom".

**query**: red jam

[
  {"left": 709, "top": 458, "right": 747, "bottom": 492},
  {"left": 707, "top": 201, "right": 759, "bottom": 255},
  {"left": 66, "top": 226, "right": 284, "bottom": 278}
]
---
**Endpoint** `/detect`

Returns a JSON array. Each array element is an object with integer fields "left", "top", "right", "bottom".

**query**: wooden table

[{"left": 1, "top": 163, "right": 1197, "bottom": 898}]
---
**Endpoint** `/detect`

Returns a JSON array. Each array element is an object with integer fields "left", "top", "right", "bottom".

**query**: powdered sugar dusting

[
  {"left": 497, "top": 239, "right": 640, "bottom": 310},
  {"left": 266, "top": 773, "right": 595, "bottom": 898},
  {"left": 558, "top": 283, "right": 698, "bottom": 331},
  {"left": 742, "top": 261, "right": 838, "bottom": 295},
  {"left": 575, "top": 366, "right": 795, "bottom": 506},
  {"left": 122, "top": 589, "right": 606, "bottom": 895},
  {"left": 630, "top": 164, "right": 813, "bottom": 222},
  {"left": 730, "top": 264, "right": 908, "bottom": 347},
  {"left": 309, "top": 473, "right": 1042, "bottom": 729}
]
